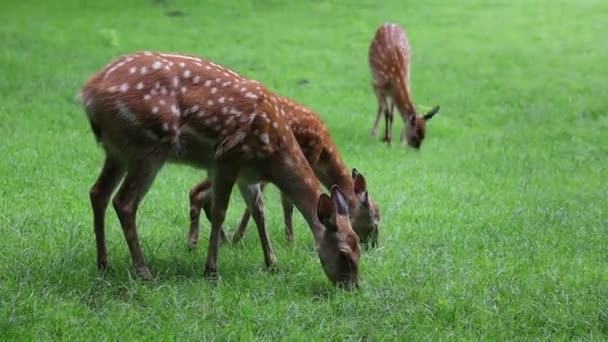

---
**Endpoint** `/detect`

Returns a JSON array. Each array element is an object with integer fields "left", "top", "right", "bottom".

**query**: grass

[{"left": 1, "top": 0, "right": 607, "bottom": 339}]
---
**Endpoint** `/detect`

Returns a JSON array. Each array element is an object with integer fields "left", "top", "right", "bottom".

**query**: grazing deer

[
  {"left": 369, "top": 23, "right": 440, "bottom": 149},
  {"left": 187, "top": 95, "right": 381, "bottom": 248},
  {"left": 80, "top": 51, "right": 360, "bottom": 287}
]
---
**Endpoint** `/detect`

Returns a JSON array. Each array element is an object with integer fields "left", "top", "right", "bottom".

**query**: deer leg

[
  {"left": 371, "top": 87, "right": 385, "bottom": 137},
  {"left": 371, "top": 103, "right": 384, "bottom": 137},
  {"left": 232, "top": 209, "right": 251, "bottom": 243},
  {"left": 238, "top": 182, "right": 277, "bottom": 270},
  {"left": 188, "top": 179, "right": 211, "bottom": 249},
  {"left": 112, "top": 155, "right": 164, "bottom": 280},
  {"left": 386, "top": 102, "right": 395, "bottom": 145},
  {"left": 281, "top": 192, "right": 295, "bottom": 242},
  {"left": 90, "top": 156, "right": 126, "bottom": 270},
  {"left": 233, "top": 182, "right": 267, "bottom": 243},
  {"left": 188, "top": 179, "right": 229, "bottom": 249},
  {"left": 204, "top": 165, "right": 238, "bottom": 277},
  {"left": 381, "top": 97, "right": 392, "bottom": 144}
]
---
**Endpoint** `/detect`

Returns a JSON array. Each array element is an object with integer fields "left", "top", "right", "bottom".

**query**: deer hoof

[
  {"left": 232, "top": 232, "right": 245, "bottom": 244},
  {"left": 266, "top": 262, "right": 279, "bottom": 273},
  {"left": 135, "top": 266, "right": 154, "bottom": 281},
  {"left": 187, "top": 238, "right": 198, "bottom": 251},
  {"left": 97, "top": 258, "right": 110, "bottom": 270},
  {"left": 204, "top": 263, "right": 218, "bottom": 277}
]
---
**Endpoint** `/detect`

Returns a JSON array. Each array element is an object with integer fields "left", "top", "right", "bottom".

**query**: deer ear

[
  {"left": 408, "top": 114, "right": 417, "bottom": 126},
  {"left": 317, "top": 193, "right": 337, "bottom": 229},
  {"left": 423, "top": 105, "right": 440, "bottom": 121},
  {"left": 330, "top": 185, "right": 349, "bottom": 216},
  {"left": 353, "top": 173, "right": 367, "bottom": 195},
  {"left": 351, "top": 168, "right": 360, "bottom": 180}
]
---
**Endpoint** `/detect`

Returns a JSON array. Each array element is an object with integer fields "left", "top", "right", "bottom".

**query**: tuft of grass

[{"left": 0, "top": 0, "right": 607, "bottom": 339}]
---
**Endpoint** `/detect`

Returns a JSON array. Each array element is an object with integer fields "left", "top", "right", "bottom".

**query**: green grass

[{"left": 1, "top": 0, "right": 607, "bottom": 339}]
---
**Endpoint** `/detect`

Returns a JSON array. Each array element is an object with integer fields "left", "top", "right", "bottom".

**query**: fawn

[
  {"left": 80, "top": 51, "right": 360, "bottom": 287},
  {"left": 187, "top": 94, "right": 381, "bottom": 248},
  {"left": 369, "top": 23, "right": 440, "bottom": 149}
]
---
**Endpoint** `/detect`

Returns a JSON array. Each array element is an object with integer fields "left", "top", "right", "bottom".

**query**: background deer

[
  {"left": 187, "top": 95, "right": 381, "bottom": 248},
  {"left": 80, "top": 51, "right": 360, "bottom": 287},
  {"left": 369, "top": 23, "right": 440, "bottom": 149}
]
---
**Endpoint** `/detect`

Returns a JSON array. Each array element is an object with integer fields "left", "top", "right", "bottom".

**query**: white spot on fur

[
  {"left": 116, "top": 101, "right": 138, "bottom": 124},
  {"left": 152, "top": 61, "right": 162, "bottom": 69},
  {"left": 129, "top": 67, "right": 136, "bottom": 74},
  {"left": 193, "top": 76, "right": 200, "bottom": 84},
  {"left": 183, "top": 70, "right": 191, "bottom": 78},
  {"left": 136, "top": 82, "right": 144, "bottom": 90},
  {"left": 152, "top": 107, "right": 159, "bottom": 114},
  {"left": 259, "top": 133, "right": 269, "bottom": 144}
]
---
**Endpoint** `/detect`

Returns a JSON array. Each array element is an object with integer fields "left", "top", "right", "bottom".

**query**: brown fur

[
  {"left": 369, "top": 23, "right": 440, "bottom": 149},
  {"left": 81, "top": 51, "right": 360, "bottom": 287}
]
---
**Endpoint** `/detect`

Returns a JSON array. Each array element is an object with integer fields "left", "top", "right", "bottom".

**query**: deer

[
  {"left": 79, "top": 51, "right": 361, "bottom": 288},
  {"left": 369, "top": 23, "right": 440, "bottom": 149},
  {"left": 187, "top": 94, "right": 381, "bottom": 249}
]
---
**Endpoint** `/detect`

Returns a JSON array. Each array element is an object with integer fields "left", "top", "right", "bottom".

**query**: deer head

[
  {"left": 405, "top": 105, "right": 440, "bottom": 149},
  {"left": 316, "top": 185, "right": 361, "bottom": 288}
]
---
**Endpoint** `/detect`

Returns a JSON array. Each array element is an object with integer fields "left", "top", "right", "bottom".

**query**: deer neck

[
  {"left": 393, "top": 75, "right": 416, "bottom": 118},
  {"left": 267, "top": 148, "right": 325, "bottom": 241},
  {"left": 317, "top": 142, "right": 359, "bottom": 213}
]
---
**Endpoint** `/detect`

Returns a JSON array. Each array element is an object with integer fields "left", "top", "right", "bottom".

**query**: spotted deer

[
  {"left": 369, "top": 23, "right": 440, "bottom": 149},
  {"left": 80, "top": 51, "right": 360, "bottom": 287},
  {"left": 187, "top": 95, "right": 381, "bottom": 248}
]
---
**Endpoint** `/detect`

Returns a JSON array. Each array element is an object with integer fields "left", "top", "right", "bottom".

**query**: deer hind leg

[
  {"left": 112, "top": 153, "right": 165, "bottom": 280},
  {"left": 237, "top": 182, "right": 277, "bottom": 270},
  {"left": 187, "top": 179, "right": 229, "bottom": 249},
  {"left": 231, "top": 208, "right": 251, "bottom": 243},
  {"left": 281, "top": 192, "right": 295, "bottom": 242},
  {"left": 204, "top": 164, "right": 239, "bottom": 277},
  {"left": 187, "top": 179, "right": 211, "bottom": 249},
  {"left": 371, "top": 85, "right": 386, "bottom": 137},
  {"left": 90, "top": 156, "right": 126, "bottom": 270},
  {"left": 232, "top": 182, "right": 268, "bottom": 243}
]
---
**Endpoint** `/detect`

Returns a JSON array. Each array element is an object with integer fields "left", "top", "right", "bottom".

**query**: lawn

[{"left": 1, "top": 0, "right": 607, "bottom": 339}]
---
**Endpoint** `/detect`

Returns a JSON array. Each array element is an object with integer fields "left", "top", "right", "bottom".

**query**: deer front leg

[
  {"left": 112, "top": 155, "right": 164, "bottom": 280},
  {"left": 188, "top": 179, "right": 229, "bottom": 249},
  {"left": 381, "top": 98, "right": 393, "bottom": 145},
  {"left": 89, "top": 156, "right": 126, "bottom": 270},
  {"left": 281, "top": 192, "right": 295, "bottom": 242},
  {"left": 238, "top": 182, "right": 277, "bottom": 270},
  {"left": 204, "top": 165, "right": 238, "bottom": 277}
]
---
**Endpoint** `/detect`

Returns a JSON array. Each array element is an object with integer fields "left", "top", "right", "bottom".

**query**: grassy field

[{"left": 1, "top": 0, "right": 607, "bottom": 339}]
